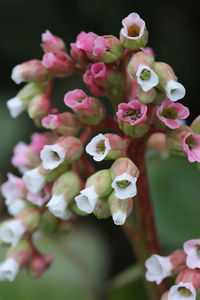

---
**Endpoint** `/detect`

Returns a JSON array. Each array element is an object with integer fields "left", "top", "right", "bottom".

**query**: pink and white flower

[
  {"left": 75, "top": 186, "right": 99, "bottom": 214},
  {"left": 184, "top": 239, "right": 200, "bottom": 269},
  {"left": 156, "top": 99, "right": 189, "bottom": 129},
  {"left": 120, "top": 13, "right": 145, "bottom": 42},
  {"left": 41, "top": 30, "right": 66, "bottom": 53},
  {"left": 0, "top": 258, "right": 19, "bottom": 282},
  {"left": 165, "top": 80, "right": 186, "bottom": 102},
  {"left": 145, "top": 254, "right": 173, "bottom": 284},
  {"left": 11, "top": 142, "right": 40, "bottom": 169},
  {"left": 168, "top": 282, "right": 196, "bottom": 300},
  {"left": 181, "top": 132, "right": 200, "bottom": 163},
  {"left": 117, "top": 99, "right": 147, "bottom": 126}
]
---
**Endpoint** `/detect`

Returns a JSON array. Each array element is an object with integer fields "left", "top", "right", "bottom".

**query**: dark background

[{"left": 0, "top": 1, "right": 200, "bottom": 299}]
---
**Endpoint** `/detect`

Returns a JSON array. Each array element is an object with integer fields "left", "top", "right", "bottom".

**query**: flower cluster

[
  {"left": 145, "top": 239, "right": 200, "bottom": 300},
  {"left": 1, "top": 12, "right": 200, "bottom": 292}
]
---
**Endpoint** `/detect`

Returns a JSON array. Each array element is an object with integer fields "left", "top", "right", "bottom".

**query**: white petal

[
  {"left": 23, "top": 167, "right": 45, "bottom": 193},
  {"left": 145, "top": 254, "right": 173, "bottom": 284},
  {"left": 165, "top": 80, "right": 186, "bottom": 102},
  {"left": 7, "top": 96, "right": 25, "bottom": 118},
  {"left": 40, "top": 144, "right": 66, "bottom": 170},
  {"left": 46, "top": 194, "right": 71, "bottom": 220},
  {"left": 168, "top": 282, "right": 196, "bottom": 300},
  {"left": 86, "top": 134, "right": 111, "bottom": 162},
  {"left": 7, "top": 199, "right": 26, "bottom": 217},
  {"left": 0, "top": 258, "right": 19, "bottom": 282},
  {"left": 75, "top": 186, "right": 98, "bottom": 214},
  {"left": 136, "top": 64, "right": 159, "bottom": 92},
  {"left": 112, "top": 173, "right": 137, "bottom": 200},
  {"left": 11, "top": 65, "right": 23, "bottom": 84},
  {"left": 112, "top": 210, "right": 126, "bottom": 225},
  {"left": 0, "top": 220, "right": 25, "bottom": 246}
]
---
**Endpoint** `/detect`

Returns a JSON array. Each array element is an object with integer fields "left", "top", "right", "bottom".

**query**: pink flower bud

[
  {"left": 28, "top": 94, "right": 52, "bottom": 126},
  {"left": 86, "top": 133, "right": 123, "bottom": 162},
  {"left": 141, "top": 46, "right": 155, "bottom": 57},
  {"left": 27, "top": 184, "right": 52, "bottom": 207},
  {"left": 40, "top": 136, "right": 83, "bottom": 170},
  {"left": 42, "top": 112, "right": 81, "bottom": 136},
  {"left": 156, "top": 99, "right": 190, "bottom": 129},
  {"left": 42, "top": 51, "right": 75, "bottom": 77},
  {"left": 11, "top": 60, "right": 49, "bottom": 84},
  {"left": 117, "top": 99, "right": 149, "bottom": 137},
  {"left": 176, "top": 268, "right": 200, "bottom": 290},
  {"left": 41, "top": 30, "right": 66, "bottom": 53},
  {"left": 11, "top": 142, "right": 40, "bottom": 170},
  {"left": 108, "top": 191, "right": 133, "bottom": 225},
  {"left": 64, "top": 89, "right": 105, "bottom": 125},
  {"left": 184, "top": 239, "right": 200, "bottom": 269},
  {"left": 181, "top": 131, "right": 200, "bottom": 163},
  {"left": 120, "top": 13, "right": 148, "bottom": 50},
  {"left": 170, "top": 250, "right": 187, "bottom": 273},
  {"left": 111, "top": 158, "right": 139, "bottom": 200},
  {"left": 128, "top": 51, "right": 154, "bottom": 76},
  {"left": 30, "top": 132, "right": 56, "bottom": 153},
  {"left": 7, "top": 239, "right": 33, "bottom": 267},
  {"left": 147, "top": 133, "right": 168, "bottom": 158},
  {"left": 29, "top": 250, "right": 53, "bottom": 278},
  {"left": 70, "top": 42, "right": 90, "bottom": 67}
]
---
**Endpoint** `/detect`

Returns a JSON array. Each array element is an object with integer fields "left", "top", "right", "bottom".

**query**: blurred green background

[{"left": 0, "top": 0, "right": 199, "bottom": 299}]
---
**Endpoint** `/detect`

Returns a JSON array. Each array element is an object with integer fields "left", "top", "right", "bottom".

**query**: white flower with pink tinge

[
  {"left": 75, "top": 186, "right": 99, "bottom": 214},
  {"left": 23, "top": 167, "right": 45, "bottom": 193},
  {"left": 120, "top": 13, "right": 145, "bottom": 41},
  {"left": 184, "top": 239, "right": 200, "bottom": 269},
  {"left": 46, "top": 194, "right": 72, "bottom": 220},
  {"left": 165, "top": 80, "right": 186, "bottom": 102},
  {"left": 0, "top": 258, "right": 19, "bottom": 282},
  {"left": 168, "top": 282, "right": 196, "bottom": 300},
  {"left": 86, "top": 134, "right": 111, "bottom": 162},
  {"left": 40, "top": 144, "right": 67, "bottom": 170},
  {"left": 136, "top": 64, "right": 159, "bottom": 92},
  {"left": 145, "top": 254, "right": 173, "bottom": 284},
  {"left": 112, "top": 173, "right": 137, "bottom": 200},
  {"left": 0, "top": 220, "right": 26, "bottom": 247}
]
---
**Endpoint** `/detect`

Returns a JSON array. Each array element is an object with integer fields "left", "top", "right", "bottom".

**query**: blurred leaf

[
  {"left": 0, "top": 223, "right": 109, "bottom": 300},
  {"left": 147, "top": 155, "right": 200, "bottom": 250}
]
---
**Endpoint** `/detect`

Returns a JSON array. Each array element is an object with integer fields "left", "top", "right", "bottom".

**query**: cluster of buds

[
  {"left": 145, "top": 239, "right": 200, "bottom": 299},
  {"left": 1, "top": 11, "right": 199, "bottom": 287}
]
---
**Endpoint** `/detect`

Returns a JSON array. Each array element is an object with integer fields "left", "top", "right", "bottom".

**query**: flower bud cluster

[{"left": 145, "top": 239, "right": 200, "bottom": 299}]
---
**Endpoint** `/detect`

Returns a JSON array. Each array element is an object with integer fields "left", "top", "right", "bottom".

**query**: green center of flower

[
  {"left": 117, "top": 180, "right": 130, "bottom": 188},
  {"left": 185, "top": 135, "right": 197, "bottom": 151},
  {"left": 140, "top": 69, "right": 151, "bottom": 81},
  {"left": 127, "top": 24, "right": 140, "bottom": 37},
  {"left": 51, "top": 151, "right": 60, "bottom": 161},
  {"left": 196, "top": 244, "right": 200, "bottom": 257},
  {"left": 123, "top": 109, "right": 141, "bottom": 122},
  {"left": 96, "top": 140, "right": 106, "bottom": 154},
  {"left": 178, "top": 287, "right": 192, "bottom": 297},
  {"left": 161, "top": 107, "right": 178, "bottom": 119}
]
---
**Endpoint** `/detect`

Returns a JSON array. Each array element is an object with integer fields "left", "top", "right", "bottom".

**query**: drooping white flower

[
  {"left": 145, "top": 254, "right": 173, "bottom": 284},
  {"left": 86, "top": 134, "right": 111, "bottom": 162},
  {"left": 75, "top": 186, "right": 99, "bottom": 214},
  {"left": 40, "top": 144, "right": 67, "bottom": 170},
  {"left": 168, "top": 282, "right": 196, "bottom": 300},
  {"left": 23, "top": 167, "right": 45, "bottom": 193},
  {"left": 0, "top": 258, "right": 19, "bottom": 282},
  {"left": 7, "top": 96, "right": 25, "bottom": 118},
  {"left": 46, "top": 194, "right": 72, "bottom": 220},
  {"left": 7, "top": 199, "right": 27, "bottom": 217},
  {"left": 165, "top": 80, "right": 186, "bottom": 102},
  {"left": 184, "top": 239, "right": 200, "bottom": 269},
  {"left": 112, "top": 173, "right": 137, "bottom": 200},
  {"left": 0, "top": 220, "right": 25, "bottom": 246},
  {"left": 112, "top": 210, "right": 127, "bottom": 226},
  {"left": 136, "top": 64, "right": 159, "bottom": 92},
  {"left": 11, "top": 65, "right": 23, "bottom": 84}
]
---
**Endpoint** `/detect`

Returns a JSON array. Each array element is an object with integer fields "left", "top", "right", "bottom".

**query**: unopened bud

[
  {"left": 120, "top": 12, "right": 148, "bottom": 50},
  {"left": 41, "top": 30, "right": 66, "bottom": 53},
  {"left": 40, "top": 136, "right": 83, "bottom": 170},
  {"left": 42, "top": 51, "right": 75, "bottom": 77},
  {"left": 28, "top": 250, "right": 53, "bottom": 278},
  {"left": 42, "top": 112, "right": 81, "bottom": 136},
  {"left": 18, "top": 208, "right": 41, "bottom": 233},
  {"left": 111, "top": 158, "right": 139, "bottom": 200},
  {"left": 64, "top": 89, "right": 105, "bottom": 125},
  {"left": 191, "top": 116, "right": 200, "bottom": 134},
  {"left": 93, "top": 197, "right": 111, "bottom": 219},
  {"left": 136, "top": 85, "right": 157, "bottom": 104},
  {"left": 108, "top": 191, "right": 133, "bottom": 225},
  {"left": 70, "top": 42, "right": 90, "bottom": 67},
  {"left": 11, "top": 60, "right": 49, "bottom": 84},
  {"left": 117, "top": 100, "right": 149, "bottom": 137},
  {"left": 7, "top": 238, "right": 33, "bottom": 267},
  {"left": 176, "top": 268, "right": 200, "bottom": 290},
  {"left": 86, "top": 133, "right": 124, "bottom": 162},
  {"left": 28, "top": 94, "right": 52, "bottom": 126}
]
